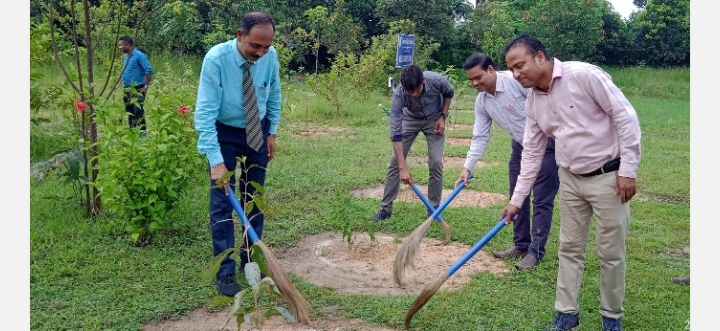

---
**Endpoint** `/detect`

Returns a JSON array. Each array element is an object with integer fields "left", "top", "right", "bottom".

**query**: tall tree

[
  {"left": 525, "top": 0, "right": 605, "bottom": 61},
  {"left": 633, "top": 0, "right": 689, "bottom": 66},
  {"left": 374, "top": 0, "right": 455, "bottom": 46}
]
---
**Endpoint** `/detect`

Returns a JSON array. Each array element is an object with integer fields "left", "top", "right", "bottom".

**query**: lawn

[{"left": 29, "top": 59, "right": 690, "bottom": 331}]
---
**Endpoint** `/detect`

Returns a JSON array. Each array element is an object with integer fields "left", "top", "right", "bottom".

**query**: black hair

[
  {"left": 240, "top": 11, "right": 276, "bottom": 34},
  {"left": 119, "top": 35, "right": 134, "bottom": 46},
  {"left": 400, "top": 65, "right": 424, "bottom": 91},
  {"left": 463, "top": 52, "right": 494, "bottom": 71},
  {"left": 503, "top": 34, "right": 551, "bottom": 60}
]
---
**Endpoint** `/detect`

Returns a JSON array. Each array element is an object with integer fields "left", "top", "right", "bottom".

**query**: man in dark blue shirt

[{"left": 119, "top": 35, "right": 153, "bottom": 131}]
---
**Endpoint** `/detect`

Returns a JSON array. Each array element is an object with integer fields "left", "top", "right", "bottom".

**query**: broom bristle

[
  {"left": 404, "top": 273, "right": 450, "bottom": 327},
  {"left": 393, "top": 218, "right": 433, "bottom": 286},
  {"left": 255, "top": 241, "right": 311, "bottom": 325},
  {"left": 440, "top": 221, "right": 452, "bottom": 243}
]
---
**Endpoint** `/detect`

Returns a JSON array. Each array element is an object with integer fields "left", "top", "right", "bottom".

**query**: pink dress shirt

[{"left": 509, "top": 59, "right": 642, "bottom": 208}]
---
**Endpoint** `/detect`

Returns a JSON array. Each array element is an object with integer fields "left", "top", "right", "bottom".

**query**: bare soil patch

[
  {"left": 350, "top": 184, "right": 508, "bottom": 209},
  {"left": 142, "top": 231, "right": 510, "bottom": 331},
  {"left": 445, "top": 123, "right": 473, "bottom": 131},
  {"left": 287, "top": 123, "right": 350, "bottom": 137},
  {"left": 406, "top": 156, "right": 489, "bottom": 170},
  {"left": 141, "top": 307, "right": 399, "bottom": 331},
  {"left": 277, "top": 231, "right": 508, "bottom": 296},
  {"left": 445, "top": 137, "right": 472, "bottom": 146}
]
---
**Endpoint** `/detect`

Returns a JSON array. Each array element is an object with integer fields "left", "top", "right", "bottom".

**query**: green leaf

[
  {"left": 262, "top": 307, "right": 283, "bottom": 319},
  {"left": 201, "top": 247, "right": 237, "bottom": 283},
  {"left": 250, "top": 245, "right": 270, "bottom": 277},
  {"left": 274, "top": 306, "right": 297, "bottom": 323},
  {"left": 231, "top": 288, "right": 249, "bottom": 316},
  {"left": 243, "top": 262, "right": 262, "bottom": 292}
]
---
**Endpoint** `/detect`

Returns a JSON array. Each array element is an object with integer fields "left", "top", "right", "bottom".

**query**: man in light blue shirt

[
  {"left": 455, "top": 53, "right": 559, "bottom": 270},
  {"left": 119, "top": 36, "right": 153, "bottom": 131},
  {"left": 194, "top": 11, "right": 281, "bottom": 297}
]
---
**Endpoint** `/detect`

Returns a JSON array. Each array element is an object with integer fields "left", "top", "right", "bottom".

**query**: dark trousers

[
  {"left": 124, "top": 85, "right": 147, "bottom": 131},
  {"left": 210, "top": 119, "right": 270, "bottom": 278},
  {"left": 509, "top": 138, "right": 560, "bottom": 260}
]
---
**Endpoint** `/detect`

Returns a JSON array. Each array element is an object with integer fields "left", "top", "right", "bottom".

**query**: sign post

[{"left": 395, "top": 33, "right": 415, "bottom": 68}]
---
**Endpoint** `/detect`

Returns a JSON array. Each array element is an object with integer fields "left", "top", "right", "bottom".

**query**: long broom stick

[
  {"left": 393, "top": 174, "right": 473, "bottom": 286},
  {"left": 227, "top": 191, "right": 311, "bottom": 325},
  {"left": 410, "top": 183, "right": 452, "bottom": 242},
  {"left": 404, "top": 218, "right": 508, "bottom": 327}
]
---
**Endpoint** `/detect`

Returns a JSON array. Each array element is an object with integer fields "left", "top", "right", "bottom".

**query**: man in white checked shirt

[
  {"left": 455, "top": 52, "right": 560, "bottom": 271},
  {"left": 194, "top": 11, "right": 281, "bottom": 297}
]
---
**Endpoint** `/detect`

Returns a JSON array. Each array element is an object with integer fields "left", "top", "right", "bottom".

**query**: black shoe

[
  {"left": 671, "top": 276, "right": 690, "bottom": 285},
  {"left": 216, "top": 274, "right": 240, "bottom": 297},
  {"left": 370, "top": 208, "right": 392, "bottom": 222}
]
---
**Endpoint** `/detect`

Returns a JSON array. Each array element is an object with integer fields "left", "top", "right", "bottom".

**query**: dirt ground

[
  {"left": 351, "top": 183, "right": 507, "bottom": 209},
  {"left": 143, "top": 232, "right": 509, "bottom": 331}
]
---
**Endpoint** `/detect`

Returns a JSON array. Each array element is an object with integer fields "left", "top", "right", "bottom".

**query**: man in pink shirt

[{"left": 500, "top": 34, "right": 642, "bottom": 331}]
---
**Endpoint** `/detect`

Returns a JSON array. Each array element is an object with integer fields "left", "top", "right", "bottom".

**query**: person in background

[
  {"left": 119, "top": 35, "right": 153, "bottom": 131},
  {"left": 455, "top": 52, "right": 559, "bottom": 270}
]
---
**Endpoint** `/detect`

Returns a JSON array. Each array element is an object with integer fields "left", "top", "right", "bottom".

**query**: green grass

[{"left": 30, "top": 60, "right": 690, "bottom": 331}]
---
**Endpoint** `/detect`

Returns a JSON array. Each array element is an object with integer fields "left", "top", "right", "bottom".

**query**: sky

[{"left": 607, "top": 0, "right": 639, "bottom": 19}]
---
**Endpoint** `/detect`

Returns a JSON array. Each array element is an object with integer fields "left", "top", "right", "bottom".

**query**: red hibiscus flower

[
  {"left": 178, "top": 106, "right": 192, "bottom": 114},
  {"left": 74, "top": 99, "right": 87, "bottom": 112}
]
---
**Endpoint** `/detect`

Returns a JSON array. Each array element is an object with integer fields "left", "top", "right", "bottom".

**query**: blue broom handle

[
  {"left": 411, "top": 184, "right": 444, "bottom": 222},
  {"left": 445, "top": 218, "right": 507, "bottom": 276},
  {"left": 227, "top": 189, "right": 260, "bottom": 243},
  {"left": 428, "top": 172, "right": 473, "bottom": 220}
]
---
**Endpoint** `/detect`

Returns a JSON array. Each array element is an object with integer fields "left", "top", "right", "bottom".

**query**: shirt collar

[
  {"left": 232, "top": 38, "right": 254, "bottom": 68},
  {"left": 532, "top": 57, "right": 563, "bottom": 94}
]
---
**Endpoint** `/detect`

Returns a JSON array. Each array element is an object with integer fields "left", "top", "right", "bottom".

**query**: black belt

[{"left": 578, "top": 158, "right": 621, "bottom": 177}]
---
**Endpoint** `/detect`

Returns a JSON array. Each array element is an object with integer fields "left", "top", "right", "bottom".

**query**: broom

[
  {"left": 393, "top": 173, "right": 473, "bottom": 286},
  {"left": 227, "top": 191, "right": 311, "bottom": 325},
  {"left": 410, "top": 183, "right": 451, "bottom": 242},
  {"left": 404, "top": 218, "right": 508, "bottom": 327}
]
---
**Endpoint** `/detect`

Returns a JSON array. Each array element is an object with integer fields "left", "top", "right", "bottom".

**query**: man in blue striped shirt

[
  {"left": 455, "top": 53, "right": 559, "bottom": 270},
  {"left": 119, "top": 36, "right": 153, "bottom": 131},
  {"left": 194, "top": 11, "right": 281, "bottom": 297}
]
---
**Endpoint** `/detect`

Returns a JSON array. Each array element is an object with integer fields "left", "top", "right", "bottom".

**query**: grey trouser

[{"left": 380, "top": 117, "right": 445, "bottom": 210}]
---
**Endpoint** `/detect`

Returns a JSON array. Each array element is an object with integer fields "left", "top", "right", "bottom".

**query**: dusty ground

[
  {"left": 142, "top": 232, "right": 509, "bottom": 331},
  {"left": 351, "top": 184, "right": 507, "bottom": 209},
  {"left": 445, "top": 137, "right": 472, "bottom": 146},
  {"left": 142, "top": 232, "right": 508, "bottom": 331}
]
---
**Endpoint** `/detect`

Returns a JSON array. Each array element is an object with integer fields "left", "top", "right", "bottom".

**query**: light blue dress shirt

[{"left": 194, "top": 39, "right": 282, "bottom": 167}]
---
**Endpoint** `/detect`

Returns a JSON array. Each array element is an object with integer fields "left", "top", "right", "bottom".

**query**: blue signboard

[{"left": 396, "top": 34, "right": 415, "bottom": 68}]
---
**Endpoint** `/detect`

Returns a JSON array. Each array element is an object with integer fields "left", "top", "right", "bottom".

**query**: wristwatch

[{"left": 440, "top": 112, "right": 448, "bottom": 120}]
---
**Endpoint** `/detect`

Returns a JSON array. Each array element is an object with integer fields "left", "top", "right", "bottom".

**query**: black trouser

[
  {"left": 508, "top": 138, "right": 560, "bottom": 260},
  {"left": 210, "top": 119, "right": 270, "bottom": 278},
  {"left": 124, "top": 85, "right": 147, "bottom": 131}
]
